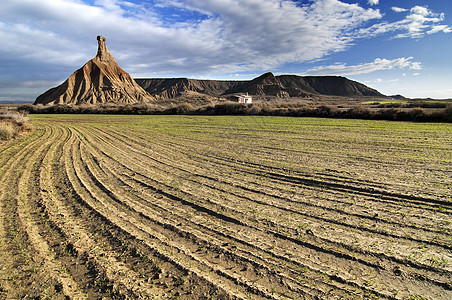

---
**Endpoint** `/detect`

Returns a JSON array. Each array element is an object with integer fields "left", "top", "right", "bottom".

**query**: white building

[{"left": 236, "top": 93, "right": 253, "bottom": 103}]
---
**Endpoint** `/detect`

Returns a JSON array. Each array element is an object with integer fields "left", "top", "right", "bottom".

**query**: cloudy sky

[{"left": 1, "top": 0, "right": 451, "bottom": 102}]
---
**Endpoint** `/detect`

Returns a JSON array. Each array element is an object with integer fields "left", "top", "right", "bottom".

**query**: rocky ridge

[{"left": 136, "top": 72, "right": 383, "bottom": 100}]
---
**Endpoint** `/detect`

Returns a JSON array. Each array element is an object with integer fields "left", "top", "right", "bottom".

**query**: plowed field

[{"left": 0, "top": 115, "right": 451, "bottom": 299}]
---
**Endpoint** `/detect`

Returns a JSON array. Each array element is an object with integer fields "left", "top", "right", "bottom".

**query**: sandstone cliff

[{"left": 35, "top": 36, "right": 154, "bottom": 105}]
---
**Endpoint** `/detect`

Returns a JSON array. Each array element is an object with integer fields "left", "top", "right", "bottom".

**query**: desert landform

[
  {"left": 0, "top": 36, "right": 451, "bottom": 299},
  {"left": 35, "top": 36, "right": 154, "bottom": 105},
  {"left": 33, "top": 36, "right": 388, "bottom": 107},
  {"left": 29, "top": 36, "right": 451, "bottom": 123}
]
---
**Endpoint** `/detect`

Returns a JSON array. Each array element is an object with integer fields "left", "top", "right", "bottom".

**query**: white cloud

[
  {"left": 358, "top": 5, "right": 452, "bottom": 39},
  {"left": 365, "top": 78, "right": 399, "bottom": 84},
  {"left": 368, "top": 0, "right": 379, "bottom": 6},
  {"left": 369, "top": 6, "right": 448, "bottom": 38},
  {"left": 0, "top": 0, "right": 446, "bottom": 77},
  {"left": 410, "top": 6, "right": 430, "bottom": 16},
  {"left": 0, "top": 0, "right": 383, "bottom": 76},
  {"left": 304, "top": 57, "right": 422, "bottom": 76},
  {"left": 391, "top": 7, "right": 407, "bottom": 13},
  {"left": 0, "top": 0, "right": 450, "bottom": 102},
  {"left": 401, "top": 6, "right": 447, "bottom": 38},
  {"left": 94, "top": 0, "right": 125, "bottom": 15}
]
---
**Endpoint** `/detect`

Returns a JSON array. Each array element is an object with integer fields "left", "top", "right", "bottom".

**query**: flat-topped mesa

[{"left": 96, "top": 35, "right": 115, "bottom": 62}]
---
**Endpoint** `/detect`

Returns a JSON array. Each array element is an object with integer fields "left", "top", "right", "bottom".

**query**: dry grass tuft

[
  {"left": 0, "top": 110, "right": 33, "bottom": 141},
  {"left": 0, "top": 121, "right": 16, "bottom": 140}
]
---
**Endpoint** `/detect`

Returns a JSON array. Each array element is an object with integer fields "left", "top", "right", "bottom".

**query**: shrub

[
  {"left": 377, "top": 108, "right": 400, "bottom": 120},
  {"left": 164, "top": 103, "right": 195, "bottom": 114},
  {"left": 347, "top": 105, "right": 371, "bottom": 119},
  {"left": 212, "top": 102, "right": 248, "bottom": 115},
  {"left": 410, "top": 108, "right": 428, "bottom": 121},
  {"left": 0, "top": 121, "right": 16, "bottom": 140},
  {"left": 315, "top": 105, "right": 338, "bottom": 117},
  {"left": 0, "top": 110, "right": 33, "bottom": 141},
  {"left": 20, "top": 121, "right": 34, "bottom": 132}
]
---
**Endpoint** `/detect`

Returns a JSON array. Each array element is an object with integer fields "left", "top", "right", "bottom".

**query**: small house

[{"left": 235, "top": 93, "right": 253, "bottom": 103}]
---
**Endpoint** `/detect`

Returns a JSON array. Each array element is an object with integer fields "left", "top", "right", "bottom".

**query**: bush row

[
  {"left": 200, "top": 103, "right": 452, "bottom": 122},
  {"left": 19, "top": 102, "right": 452, "bottom": 122},
  {"left": 377, "top": 102, "right": 449, "bottom": 109}
]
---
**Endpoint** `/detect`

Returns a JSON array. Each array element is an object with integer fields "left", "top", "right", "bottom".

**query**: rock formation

[
  {"left": 136, "top": 72, "right": 383, "bottom": 100},
  {"left": 35, "top": 36, "right": 154, "bottom": 105}
]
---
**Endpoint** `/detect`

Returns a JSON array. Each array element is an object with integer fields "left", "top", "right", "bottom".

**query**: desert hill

[
  {"left": 136, "top": 72, "right": 383, "bottom": 100},
  {"left": 34, "top": 36, "right": 154, "bottom": 105},
  {"left": 135, "top": 78, "right": 244, "bottom": 99},
  {"left": 34, "top": 35, "right": 384, "bottom": 105}
]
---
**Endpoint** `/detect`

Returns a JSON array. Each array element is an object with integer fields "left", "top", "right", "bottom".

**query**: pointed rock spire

[
  {"left": 35, "top": 36, "right": 154, "bottom": 105},
  {"left": 96, "top": 35, "right": 114, "bottom": 62}
]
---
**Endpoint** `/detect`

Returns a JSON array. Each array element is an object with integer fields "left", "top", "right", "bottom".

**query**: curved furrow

[
  {"left": 118, "top": 124, "right": 448, "bottom": 200},
  {"left": 171, "top": 137, "right": 449, "bottom": 208},
  {"left": 55, "top": 126, "right": 225, "bottom": 299},
  {"left": 74, "top": 128, "right": 299, "bottom": 299},
  {"left": 86, "top": 124, "right": 450, "bottom": 255},
  {"left": 150, "top": 140, "right": 451, "bottom": 248},
  {"left": 166, "top": 124, "right": 451, "bottom": 199},
  {"left": 15, "top": 123, "right": 89, "bottom": 299},
  {"left": 133, "top": 138, "right": 451, "bottom": 281},
  {"left": 85, "top": 124, "right": 452, "bottom": 269},
  {"left": 92, "top": 123, "right": 451, "bottom": 293},
  {"left": 35, "top": 123, "right": 158, "bottom": 298},
  {"left": 64, "top": 131, "right": 186, "bottom": 298},
  {"left": 67, "top": 128, "right": 258, "bottom": 299},
  {"left": 75, "top": 125, "right": 448, "bottom": 298},
  {"left": 77, "top": 127, "right": 366, "bottom": 299},
  {"left": 103, "top": 126, "right": 451, "bottom": 232},
  {"left": 75, "top": 125, "right": 374, "bottom": 296},
  {"left": 0, "top": 137, "right": 43, "bottom": 297},
  {"left": 0, "top": 125, "right": 45, "bottom": 162},
  {"left": 4, "top": 115, "right": 449, "bottom": 300},
  {"left": 115, "top": 159, "right": 451, "bottom": 297},
  {"left": 0, "top": 124, "right": 84, "bottom": 298},
  {"left": 156, "top": 151, "right": 450, "bottom": 234},
  {"left": 98, "top": 122, "right": 449, "bottom": 205},
  {"left": 155, "top": 132, "right": 449, "bottom": 207},
  {"left": 0, "top": 125, "right": 50, "bottom": 180}
]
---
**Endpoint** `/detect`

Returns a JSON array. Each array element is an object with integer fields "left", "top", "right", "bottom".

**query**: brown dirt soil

[{"left": 0, "top": 115, "right": 450, "bottom": 299}]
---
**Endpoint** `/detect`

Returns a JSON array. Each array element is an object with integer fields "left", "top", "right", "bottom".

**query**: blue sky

[{"left": 1, "top": 0, "right": 451, "bottom": 102}]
